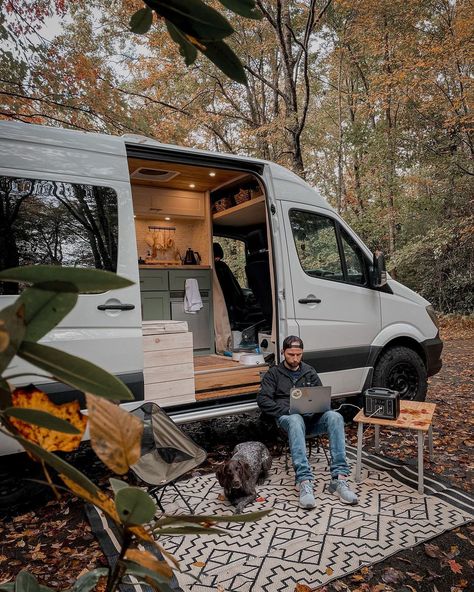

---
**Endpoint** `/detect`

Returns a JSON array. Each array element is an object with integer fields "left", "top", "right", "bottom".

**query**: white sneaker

[
  {"left": 328, "top": 477, "right": 358, "bottom": 505},
  {"left": 298, "top": 480, "right": 316, "bottom": 509}
]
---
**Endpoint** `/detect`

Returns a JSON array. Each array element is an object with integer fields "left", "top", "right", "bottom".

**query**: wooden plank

[
  {"left": 144, "top": 378, "right": 195, "bottom": 401},
  {"left": 150, "top": 394, "right": 196, "bottom": 407},
  {"left": 194, "top": 355, "right": 239, "bottom": 371},
  {"left": 144, "top": 349, "right": 193, "bottom": 369},
  {"left": 195, "top": 367, "right": 264, "bottom": 392},
  {"left": 143, "top": 332, "right": 192, "bottom": 352},
  {"left": 196, "top": 385, "right": 258, "bottom": 401},
  {"left": 145, "top": 363, "right": 194, "bottom": 384}
]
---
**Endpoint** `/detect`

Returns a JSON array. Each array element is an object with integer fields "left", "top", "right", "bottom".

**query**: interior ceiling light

[
  {"left": 189, "top": 183, "right": 195, "bottom": 188},
  {"left": 131, "top": 167, "right": 180, "bottom": 182},
  {"left": 209, "top": 172, "right": 216, "bottom": 177},
  {"left": 165, "top": 217, "right": 171, "bottom": 221}
]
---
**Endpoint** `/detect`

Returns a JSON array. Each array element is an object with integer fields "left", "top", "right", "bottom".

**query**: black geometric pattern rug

[{"left": 87, "top": 446, "right": 474, "bottom": 592}]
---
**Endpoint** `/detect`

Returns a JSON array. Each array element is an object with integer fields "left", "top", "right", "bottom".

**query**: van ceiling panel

[{"left": 128, "top": 157, "right": 250, "bottom": 192}]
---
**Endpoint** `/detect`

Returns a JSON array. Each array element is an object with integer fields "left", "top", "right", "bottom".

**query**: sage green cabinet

[
  {"left": 139, "top": 268, "right": 213, "bottom": 353},
  {"left": 141, "top": 291, "right": 170, "bottom": 322}
]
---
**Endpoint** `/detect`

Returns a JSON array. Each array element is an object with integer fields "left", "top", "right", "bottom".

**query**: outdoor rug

[{"left": 87, "top": 446, "right": 474, "bottom": 592}]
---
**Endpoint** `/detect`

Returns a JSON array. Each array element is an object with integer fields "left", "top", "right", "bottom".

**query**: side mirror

[{"left": 371, "top": 250, "right": 387, "bottom": 288}]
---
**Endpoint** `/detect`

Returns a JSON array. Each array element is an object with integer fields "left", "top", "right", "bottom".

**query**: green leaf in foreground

[
  {"left": 0, "top": 266, "right": 133, "bottom": 294},
  {"left": 110, "top": 477, "right": 129, "bottom": 495},
  {"left": 0, "top": 301, "right": 26, "bottom": 375},
  {"left": 166, "top": 20, "right": 198, "bottom": 66},
  {"left": 115, "top": 486, "right": 156, "bottom": 524},
  {"left": 4, "top": 407, "right": 81, "bottom": 434},
  {"left": 123, "top": 562, "right": 173, "bottom": 592},
  {"left": 130, "top": 7, "right": 153, "bottom": 34},
  {"left": 14, "top": 570, "right": 39, "bottom": 592},
  {"left": 201, "top": 39, "right": 247, "bottom": 85},
  {"left": 18, "top": 286, "right": 78, "bottom": 343},
  {"left": 217, "top": 0, "right": 262, "bottom": 19},
  {"left": 147, "top": 0, "right": 233, "bottom": 41},
  {"left": 71, "top": 568, "right": 109, "bottom": 592},
  {"left": 17, "top": 341, "right": 134, "bottom": 401}
]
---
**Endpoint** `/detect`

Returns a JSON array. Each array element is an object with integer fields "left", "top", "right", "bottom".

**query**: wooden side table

[{"left": 354, "top": 401, "right": 436, "bottom": 494}]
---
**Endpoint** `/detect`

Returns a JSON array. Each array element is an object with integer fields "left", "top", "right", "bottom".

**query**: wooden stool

[{"left": 354, "top": 400, "right": 436, "bottom": 494}]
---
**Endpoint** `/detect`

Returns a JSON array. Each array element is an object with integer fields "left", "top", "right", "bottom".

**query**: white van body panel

[
  {"left": 0, "top": 123, "right": 143, "bottom": 383},
  {"left": 382, "top": 281, "right": 436, "bottom": 335}
]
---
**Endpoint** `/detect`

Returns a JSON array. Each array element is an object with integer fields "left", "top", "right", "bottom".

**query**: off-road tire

[{"left": 372, "top": 346, "right": 427, "bottom": 401}]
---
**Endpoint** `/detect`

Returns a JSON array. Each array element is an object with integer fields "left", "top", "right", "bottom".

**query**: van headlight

[{"left": 426, "top": 305, "right": 439, "bottom": 329}]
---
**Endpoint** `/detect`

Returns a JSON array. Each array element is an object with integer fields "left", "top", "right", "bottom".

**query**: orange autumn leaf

[
  {"left": 11, "top": 386, "right": 87, "bottom": 452},
  {"left": 60, "top": 474, "right": 120, "bottom": 523},
  {"left": 294, "top": 584, "right": 312, "bottom": 592},
  {"left": 448, "top": 559, "right": 463, "bottom": 574},
  {"left": 125, "top": 548, "right": 173, "bottom": 579}
]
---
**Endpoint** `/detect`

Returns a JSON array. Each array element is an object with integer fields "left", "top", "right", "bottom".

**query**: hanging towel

[{"left": 184, "top": 278, "right": 203, "bottom": 314}]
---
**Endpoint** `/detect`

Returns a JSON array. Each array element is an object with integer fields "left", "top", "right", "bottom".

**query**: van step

[{"left": 196, "top": 384, "right": 259, "bottom": 401}]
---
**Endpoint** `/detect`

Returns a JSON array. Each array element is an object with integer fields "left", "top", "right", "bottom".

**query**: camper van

[{"left": 0, "top": 122, "right": 442, "bottom": 455}]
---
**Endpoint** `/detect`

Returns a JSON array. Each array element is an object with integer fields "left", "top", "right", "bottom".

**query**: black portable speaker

[{"left": 363, "top": 387, "right": 400, "bottom": 420}]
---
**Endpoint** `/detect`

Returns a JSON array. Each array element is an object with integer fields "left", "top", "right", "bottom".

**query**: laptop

[{"left": 289, "top": 386, "right": 332, "bottom": 415}]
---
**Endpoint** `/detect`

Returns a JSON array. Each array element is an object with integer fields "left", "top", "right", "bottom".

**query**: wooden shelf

[{"left": 212, "top": 195, "right": 265, "bottom": 227}]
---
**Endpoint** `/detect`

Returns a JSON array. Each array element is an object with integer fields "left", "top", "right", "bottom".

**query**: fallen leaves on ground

[{"left": 1, "top": 320, "right": 473, "bottom": 591}]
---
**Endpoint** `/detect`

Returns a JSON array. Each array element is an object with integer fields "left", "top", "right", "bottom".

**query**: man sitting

[{"left": 257, "top": 335, "right": 358, "bottom": 509}]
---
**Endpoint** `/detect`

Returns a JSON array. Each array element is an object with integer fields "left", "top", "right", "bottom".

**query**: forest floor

[{"left": 0, "top": 316, "right": 473, "bottom": 592}]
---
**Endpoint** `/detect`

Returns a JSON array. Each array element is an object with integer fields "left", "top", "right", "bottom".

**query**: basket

[
  {"left": 212, "top": 196, "right": 233, "bottom": 213},
  {"left": 234, "top": 188, "right": 251, "bottom": 205}
]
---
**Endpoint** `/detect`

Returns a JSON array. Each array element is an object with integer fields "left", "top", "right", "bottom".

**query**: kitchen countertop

[{"left": 139, "top": 264, "right": 211, "bottom": 269}]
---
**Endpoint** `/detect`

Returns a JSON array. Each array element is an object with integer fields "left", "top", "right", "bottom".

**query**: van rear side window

[{"left": 0, "top": 176, "right": 118, "bottom": 295}]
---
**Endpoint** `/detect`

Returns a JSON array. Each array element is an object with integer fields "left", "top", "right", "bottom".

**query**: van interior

[{"left": 127, "top": 155, "right": 275, "bottom": 409}]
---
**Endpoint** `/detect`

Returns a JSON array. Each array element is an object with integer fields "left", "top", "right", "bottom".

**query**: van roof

[{"left": 0, "top": 121, "right": 332, "bottom": 210}]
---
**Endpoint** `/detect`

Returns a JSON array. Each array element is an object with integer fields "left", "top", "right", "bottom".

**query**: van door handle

[
  {"left": 298, "top": 298, "right": 321, "bottom": 304},
  {"left": 97, "top": 303, "right": 135, "bottom": 311}
]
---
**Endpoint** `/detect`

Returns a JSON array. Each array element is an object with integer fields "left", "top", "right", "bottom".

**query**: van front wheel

[{"left": 372, "top": 346, "right": 427, "bottom": 401}]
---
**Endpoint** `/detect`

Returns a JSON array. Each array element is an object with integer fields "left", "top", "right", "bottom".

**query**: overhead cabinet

[{"left": 132, "top": 185, "right": 205, "bottom": 218}]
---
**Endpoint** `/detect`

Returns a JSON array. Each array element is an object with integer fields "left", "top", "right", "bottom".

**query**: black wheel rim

[{"left": 386, "top": 362, "right": 419, "bottom": 400}]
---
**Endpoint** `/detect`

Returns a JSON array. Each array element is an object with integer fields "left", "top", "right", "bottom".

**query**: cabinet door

[
  {"left": 139, "top": 269, "right": 169, "bottom": 291},
  {"left": 141, "top": 291, "right": 171, "bottom": 321}
]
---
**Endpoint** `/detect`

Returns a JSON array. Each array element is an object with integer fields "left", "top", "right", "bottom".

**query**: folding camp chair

[{"left": 130, "top": 402, "right": 207, "bottom": 514}]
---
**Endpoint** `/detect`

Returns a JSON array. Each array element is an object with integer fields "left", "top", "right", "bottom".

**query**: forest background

[{"left": 1, "top": 0, "right": 472, "bottom": 314}]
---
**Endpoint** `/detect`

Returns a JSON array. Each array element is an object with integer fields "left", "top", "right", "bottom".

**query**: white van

[{"left": 0, "top": 122, "right": 442, "bottom": 455}]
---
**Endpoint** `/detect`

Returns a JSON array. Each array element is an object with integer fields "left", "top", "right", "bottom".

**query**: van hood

[{"left": 388, "top": 279, "right": 431, "bottom": 307}]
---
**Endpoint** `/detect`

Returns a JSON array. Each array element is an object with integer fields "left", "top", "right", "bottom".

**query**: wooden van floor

[{"left": 194, "top": 355, "right": 267, "bottom": 401}]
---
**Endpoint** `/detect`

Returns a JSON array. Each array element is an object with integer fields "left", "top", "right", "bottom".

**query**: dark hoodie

[{"left": 257, "top": 361, "right": 322, "bottom": 419}]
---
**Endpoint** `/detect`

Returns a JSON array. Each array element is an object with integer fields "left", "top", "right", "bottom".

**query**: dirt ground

[{"left": 0, "top": 318, "right": 473, "bottom": 592}]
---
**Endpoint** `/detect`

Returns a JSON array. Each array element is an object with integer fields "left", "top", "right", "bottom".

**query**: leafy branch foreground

[
  {"left": 130, "top": 0, "right": 263, "bottom": 84},
  {"left": 0, "top": 266, "right": 269, "bottom": 592}
]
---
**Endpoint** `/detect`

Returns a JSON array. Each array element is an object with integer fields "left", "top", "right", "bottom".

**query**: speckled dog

[{"left": 215, "top": 441, "right": 272, "bottom": 513}]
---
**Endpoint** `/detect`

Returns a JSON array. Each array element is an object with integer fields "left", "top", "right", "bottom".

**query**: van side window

[
  {"left": 0, "top": 176, "right": 118, "bottom": 295},
  {"left": 340, "top": 228, "right": 367, "bottom": 286},
  {"left": 289, "top": 210, "right": 344, "bottom": 280},
  {"left": 289, "top": 209, "right": 368, "bottom": 286}
]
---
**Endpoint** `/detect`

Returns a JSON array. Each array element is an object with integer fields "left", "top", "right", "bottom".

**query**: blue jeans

[{"left": 277, "top": 411, "right": 350, "bottom": 483}]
